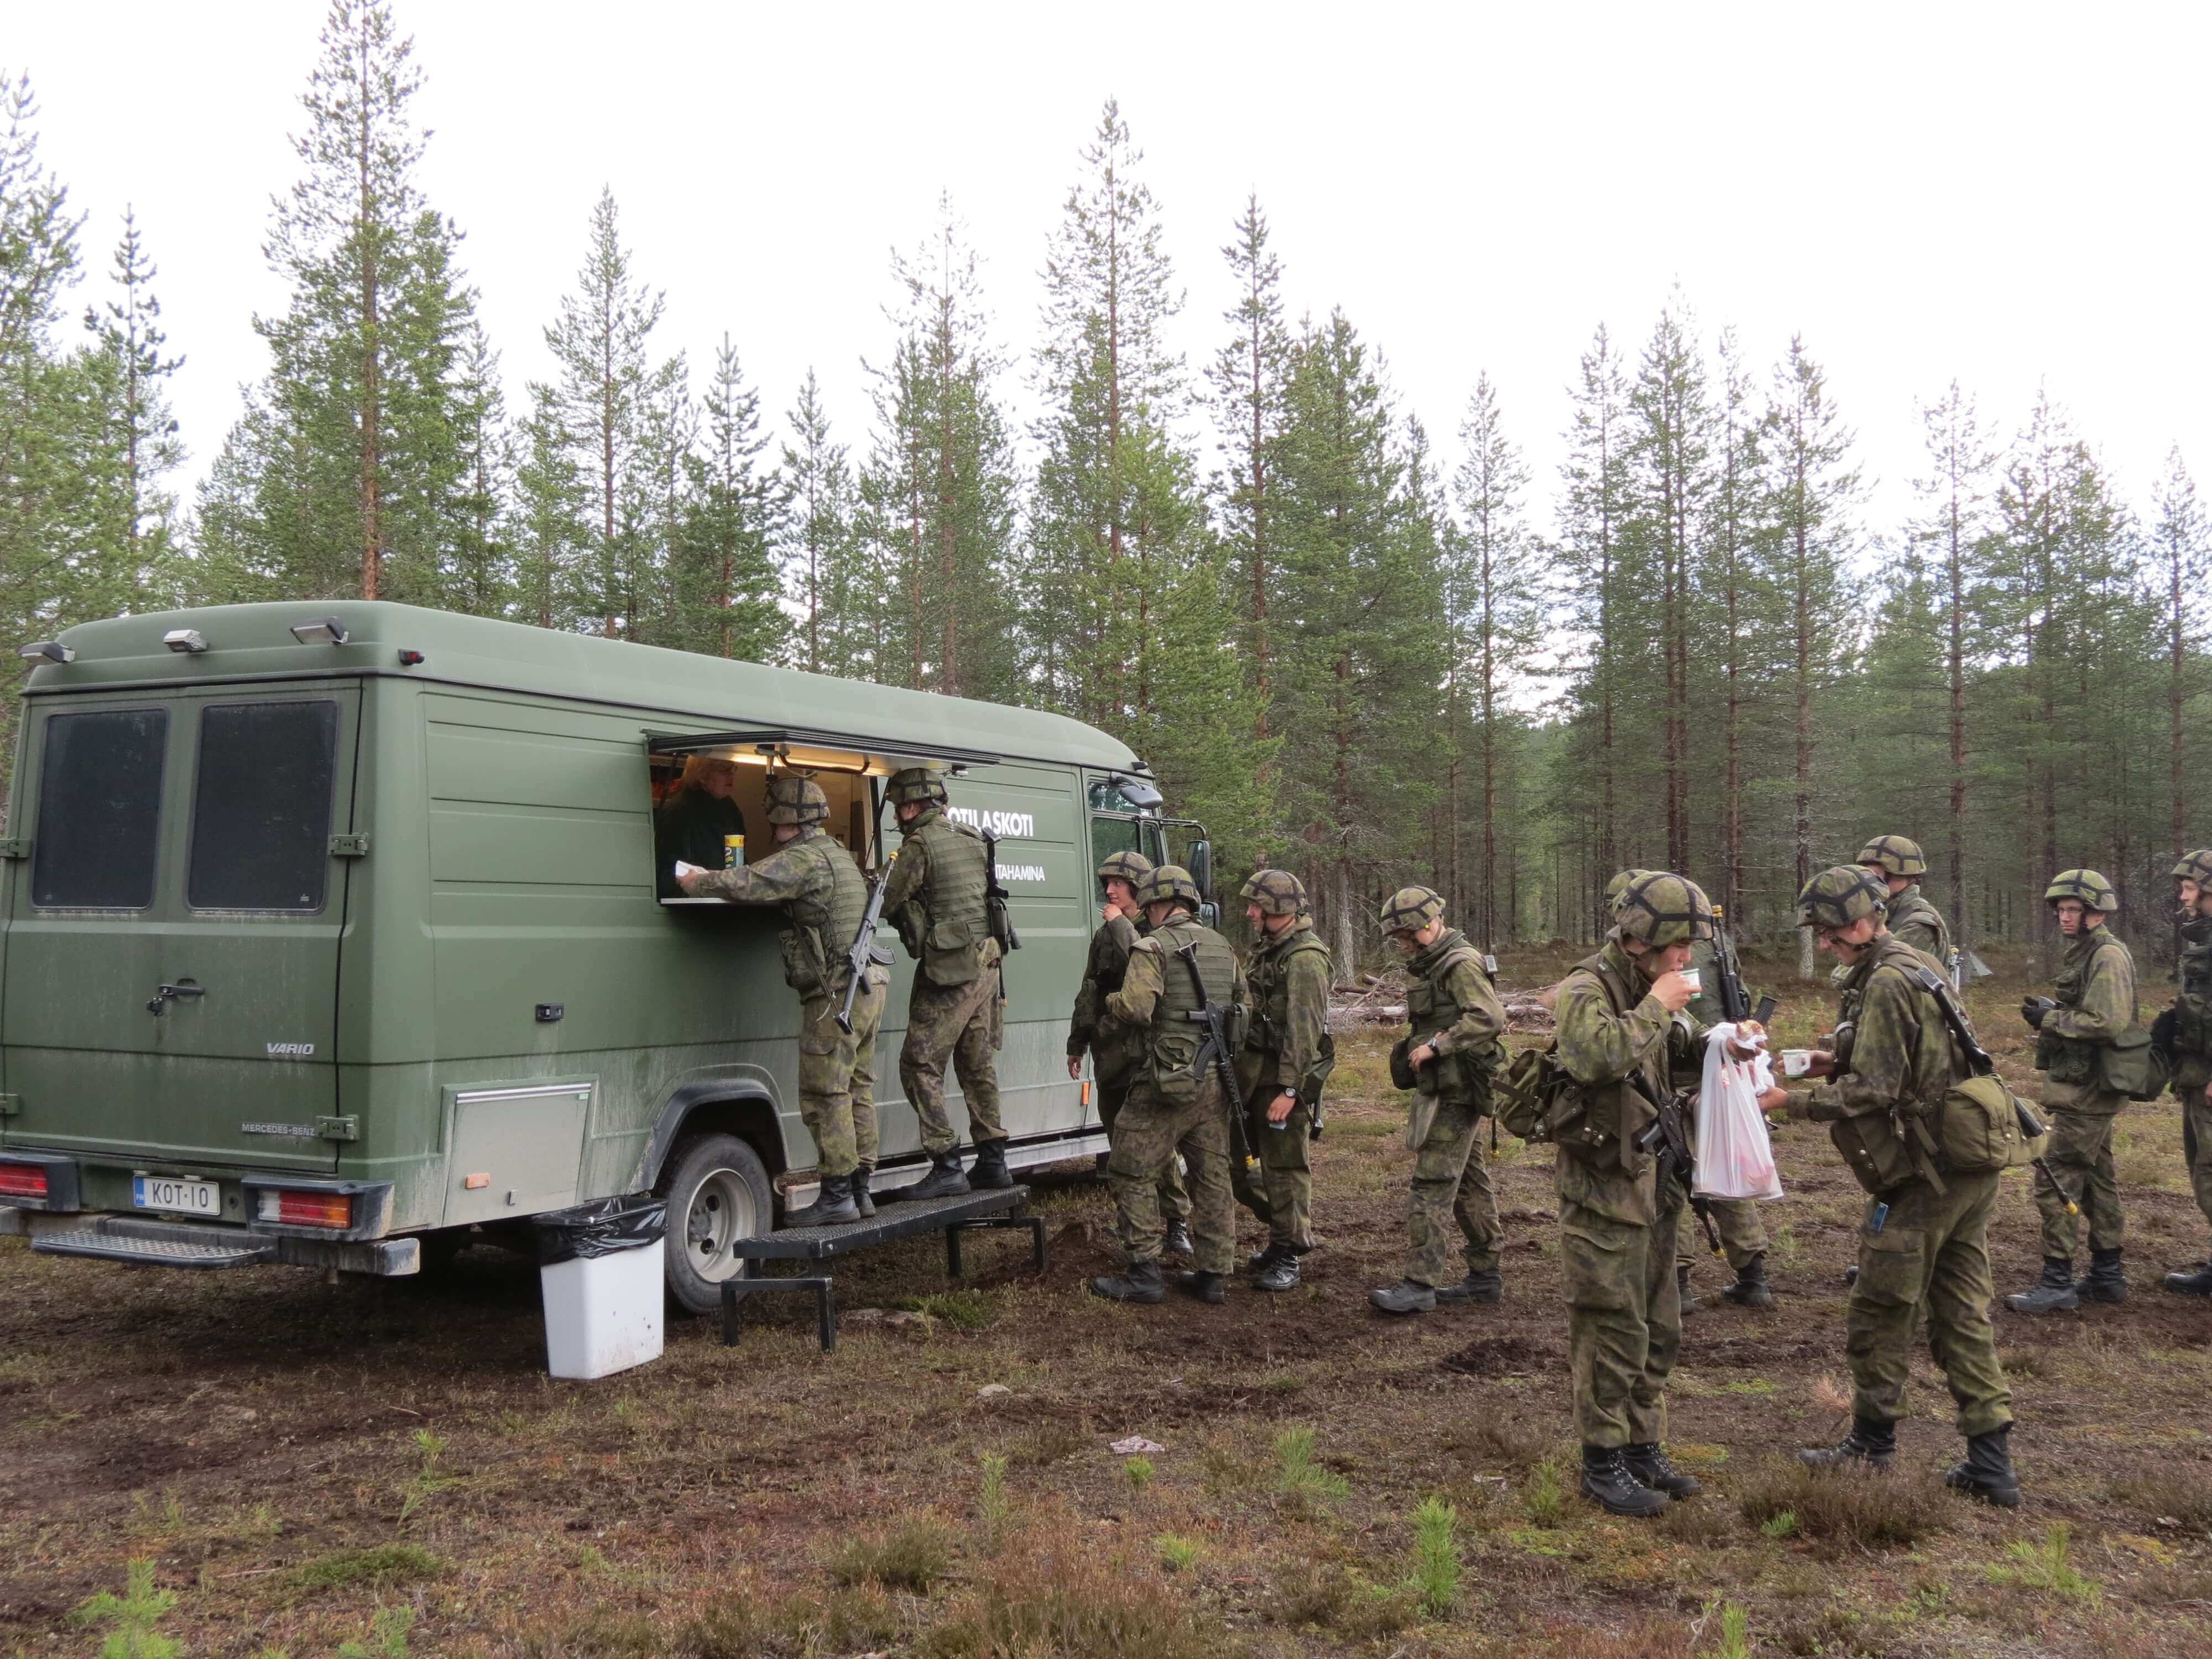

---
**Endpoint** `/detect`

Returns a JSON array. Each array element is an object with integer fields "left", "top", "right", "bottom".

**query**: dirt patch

[{"left": 1437, "top": 1335, "right": 1560, "bottom": 1377}]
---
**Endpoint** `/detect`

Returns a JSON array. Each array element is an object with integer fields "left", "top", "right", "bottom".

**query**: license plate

[{"left": 133, "top": 1176, "right": 221, "bottom": 1217}]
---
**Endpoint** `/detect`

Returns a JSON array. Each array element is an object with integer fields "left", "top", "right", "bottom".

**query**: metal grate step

[{"left": 33, "top": 1228, "right": 278, "bottom": 1270}]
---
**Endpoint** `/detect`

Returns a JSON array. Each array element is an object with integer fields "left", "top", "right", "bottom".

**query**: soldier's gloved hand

[{"left": 2021, "top": 995, "right": 2056, "bottom": 1031}]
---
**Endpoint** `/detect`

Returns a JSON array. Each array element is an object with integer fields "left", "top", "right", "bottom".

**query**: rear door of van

[{"left": 2, "top": 684, "right": 361, "bottom": 1174}]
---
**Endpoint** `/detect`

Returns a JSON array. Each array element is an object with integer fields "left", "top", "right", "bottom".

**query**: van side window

[
  {"left": 188, "top": 701, "right": 340, "bottom": 911},
  {"left": 31, "top": 707, "right": 169, "bottom": 908},
  {"left": 1091, "top": 815, "right": 1142, "bottom": 867}
]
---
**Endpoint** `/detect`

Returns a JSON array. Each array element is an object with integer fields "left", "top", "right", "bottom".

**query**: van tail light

[
  {"left": 0, "top": 1162, "right": 50, "bottom": 1200},
  {"left": 257, "top": 1188, "right": 354, "bottom": 1229}
]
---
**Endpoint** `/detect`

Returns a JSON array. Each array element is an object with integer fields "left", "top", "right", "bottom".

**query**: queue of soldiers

[{"left": 677, "top": 775, "right": 2212, "bottom": 1524}]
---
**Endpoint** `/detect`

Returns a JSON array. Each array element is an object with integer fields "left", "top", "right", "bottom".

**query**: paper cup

[
  {"left": 1679, "top": 968, "right": 1702, "bottom": 992},
  {"left": 1781, "top": 1050, "right": 1813, "bottom": 1078}
]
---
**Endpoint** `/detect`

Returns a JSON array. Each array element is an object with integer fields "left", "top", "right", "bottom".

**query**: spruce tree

[
  {"left": 780, "top": 369, "right": 870, "bottom": 677},
  {"left": 2154, "top": 447, "right": 2206, "bottom": 882},
  {"left": 81, "top": 208, "right": 184, "bottom": 586},
  {"left": 445, "top": 319, "right": 513, "bottom": 618},
  {"left": 671, "top": 336, "right": 782, "bottom": 660}
]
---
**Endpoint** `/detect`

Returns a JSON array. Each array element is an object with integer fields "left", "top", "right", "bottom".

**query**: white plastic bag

[{"left": 1693, "top": 1022, "right": 1783, "bottom": 1201}]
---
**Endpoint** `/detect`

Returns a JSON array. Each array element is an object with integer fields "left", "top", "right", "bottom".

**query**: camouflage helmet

[
  {"left": 2173, "top": 850, "right": 2212, "bottom": 888},
  {"left": 1613, "top": 872, "right": 1715, "bottom": 947},
  {"left": 1797, "top": 865, "right": 1889, "bottom": 931},
  {"left": 2044, "top": 869, "right": 2119, "bottom": 912},
  {"left": 1137, "top": 864, "right": 1203, "bottom": 916},
  {"left": 1857, "top": 835, "right": 1929, "bottom": 879},
  {"left": 885, "top": 766, "right": 947, "bottom": 806},
  {"left": 1241, "top": 868, "right": 1309, "bottom": 917},
  {"left": 1604, "top": 868, "right": 1654, "bottom": 912},
  {"left": 764, "top": 774, "right": 830, "bottom": 827},
  {"left": 1097, "top": 850, "right": 1155, "bottom": 891},
  {"left": 1379, "top": 885, "right": 1446, "bottom": 934}
]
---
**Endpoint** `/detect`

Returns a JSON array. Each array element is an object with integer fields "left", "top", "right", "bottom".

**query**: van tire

[{"left": 660, "top": 1132, "right": 773, "bottom": 1316}]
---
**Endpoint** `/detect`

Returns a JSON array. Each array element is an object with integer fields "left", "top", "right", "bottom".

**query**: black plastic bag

[{"left": 535, "top": 1194, "right": 667, "bottom": 1266}]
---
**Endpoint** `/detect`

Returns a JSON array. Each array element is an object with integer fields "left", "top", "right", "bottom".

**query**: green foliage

[
  {"left": 1154, "top": 1533, "right": 1201, "bottom": 1571},
  {"left": 1986, "top": 1521, "right": 2102, "bottom": 1604},
  {"left": 1122, "top": 1455, "right": 1154, "bottom": 1491},
  {"left": 976, "top": 1451, "right": 1012, "bottom": 1555},
  {"left": 1408, "top": 1495, "right": 1461, "bottom": 1616},
  {"left": 71, "top": 1559, "right": 177, "bottom": 1659},
  {"left": 1274, "top": 1426, "right": 1350, "bottom": 1505},
  {"left": 338, "top": 1606, "right": 415, "bottom": 1658},
  {"left": 398, "top": 1425, "right": 450, "bottom": 1521},
  {"left": 1713, "top": 1601, "right": 1751, "bottom": 1659},
  {"left": 1523, "top": 1452, "right": 1570, "bottom": 1527},
  {"left": 1760, "top": 1508, "right": 1799, "bottom": 1539},
  {"left": 294, "top": 1543, "right": 441, "bottom": 1590}
]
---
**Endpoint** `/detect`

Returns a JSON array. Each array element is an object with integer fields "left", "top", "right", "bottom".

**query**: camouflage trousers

[
  {"left": 901, "top": 963, "right": 1005, "bottom": 1154},
  {"left": 2035, "top": 1100, "right": 2126, "bottom": 1257},
  {"left": 1675, "top": 1196, "right": 1770, "bottom": 1274},
  {"left": 2185, "top": 1087, "right": 2212, "bottom": 1237},
  {"left": 1404, "top": 1097, "right": 1500, "bottom": 1285},
  {"left": 1107, "top": 1076, "right": 1234, "bottom": 1275},
  {"left": 796, "top": 970, "right": 887, "bottom": 1178},
  {"left": 1099, "top": 1070, "right": 1190, "bottom": 1225},
  {"left": 1231, "top": 1086, "right": 1314, "bottom": 1251},
  {"left": 1560, "top": 1174, "right": 1684, "bottom": 1449},
  {"left": 1848, "top": 1173, "right": 2013, "bottom": 1437}
]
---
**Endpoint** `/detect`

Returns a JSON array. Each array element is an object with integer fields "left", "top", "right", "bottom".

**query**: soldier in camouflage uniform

[
  {"left": 1369, "top": 887, "right": 1510, "bottom": 1315},
  {"left": 679, "top": 775, "right": 889, "bottom": 1225},
  {"left": 2008, "top": 869, "right": 2140, "bottom": 1313},
  {"left": 1234, "top": 870, "right": 1335, "bottom": 1291},
  {"left": 879, "top": 767, "right": 1012, "bottom": 1200},
  {"left": 1089, "top": 866, "right": 1247, "bottom": 1306},
  {"left": 1789, "top": 867, "right": 2019, "bottom": 1505},
  {"left": 1552, "top": 873, "right": 1757, "bottom": 1517},
  {"left": 2162, "top": 851, "right": 2212, "bottom": 1296},
  {"left": 1857, "top": 836, "right": 1955, "bottom": 965},
  {"left": 1067, "top": 850, "right": 1192, "bottom": 1256},
  {"left": 1679, "top": 929, "right": 1783, "bottom": 1312}
]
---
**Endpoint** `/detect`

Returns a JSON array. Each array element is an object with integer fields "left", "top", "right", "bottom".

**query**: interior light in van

[
  {"left": 162, "top": 629, "right": 207, "bottom": 654},
  {"left": 289, "top": 616, "right": 348, "bottom": 645},
  {"left": 16, "top": 641, "right": 73, "bottom": 664}
]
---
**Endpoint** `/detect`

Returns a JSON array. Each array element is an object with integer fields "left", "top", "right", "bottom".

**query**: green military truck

[{"left": 0, "top": 603, "right": 1211, "bottom": 1312}]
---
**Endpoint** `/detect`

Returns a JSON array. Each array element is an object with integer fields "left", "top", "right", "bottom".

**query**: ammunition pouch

[
  {"left": 923, "top": 917, "right": 983, "bottom": 987},
  {"left": 778, "top": 925, "right": 830, "bottom": 996},
  {"left": 1829, "top": 1110, "right": 1918, "bottom": 1198},
  {"left": 2041, "top": 1030, "right": 2097, "bottom": 1086},
  {"left": 1149, "top": 1027, "right": 1204, "bottom": 1106},
  {"left": 2099, "top": 1027, "right": 2170, "bottom": 1102}
]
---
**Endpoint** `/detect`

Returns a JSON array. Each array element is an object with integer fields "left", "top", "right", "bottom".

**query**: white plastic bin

[{"left": 535, "top": 1196, "right": 667, "bottom": 1380}]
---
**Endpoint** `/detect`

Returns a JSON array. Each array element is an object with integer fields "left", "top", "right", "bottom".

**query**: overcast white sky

[{"left": 12, "top": 2, "right": 2210, "bottom": 539}]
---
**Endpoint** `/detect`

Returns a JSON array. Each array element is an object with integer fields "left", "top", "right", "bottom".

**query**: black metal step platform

[
  {"left": 33, "top": 1217, "right": 279, "bottom": 1270},
  {"left": 721, "top": 1183, "right": 1047, "bottom": 1353}
]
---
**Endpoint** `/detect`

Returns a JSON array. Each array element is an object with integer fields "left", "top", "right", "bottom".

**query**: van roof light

[
  {"left": 290, "top": 616, "right": 347, "bottom": 646},
  {"left": 162, "top": 629, "right": 207, "bottom": 654},
  {"left": 17, "top": 641, "right": 73, "bottom": 664}
]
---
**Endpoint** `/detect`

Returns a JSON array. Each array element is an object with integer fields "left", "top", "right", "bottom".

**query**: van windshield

[
  {"left": 31, "top": 707, "right": 169, "bottom": 908},
  {"left": 187, "top": 700, "right": 340, "bottom": 911}
]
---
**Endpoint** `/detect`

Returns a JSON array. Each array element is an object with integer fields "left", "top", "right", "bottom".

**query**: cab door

[{"left": 1, "top": 685, "right": 360, "bottom": 1172}]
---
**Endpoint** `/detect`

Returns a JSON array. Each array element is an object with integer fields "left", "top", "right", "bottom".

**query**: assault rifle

[
  {"left": 983, "top": 831, "right": 1021, "bottom": 953},
  {"left": 835, "top": 847, "right": 899, "bottom": 1035},
  {"left": 1709, "top": 906, "right": 1774, "bottom": 1028},
  {"left": 1175, "top": 940, "right": 1257, "bottom": 1176},
  {"left": 1628, "top": 1071, "right": 1723, "bottom": 1257}
]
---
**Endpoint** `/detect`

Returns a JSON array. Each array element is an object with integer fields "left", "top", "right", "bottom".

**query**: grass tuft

[
  {"left": 1274, "top": 1426, "right": 1350, "bottom": 1505},
  {"left": 1123, "top": 1455, "right": 1154, "bottom": 1491},
  {"left": 1409, "top": 1495, "right": 1461, "bottom": 1616},
  {"left": 1270, "top": 1559, "right": 1419, "bottom": 1638},
  {"left": 337, "top": 1607, "right": 414, "bottom": 1659},
  {"left": 1524, "top": 1450, "right": 1570, "bottom": 1527},
  {"left": 919, "top": 1546, "right": 1223, "bottom": 1658},
  {"left": 976, "top": 1451, "right": 1012, "bottom": 1555},
  {"left": 1737, "top": 1460, "right": 1946, "bottom": 1551},
  {"left": 1986, "top": 1520, "right": 2102, "bottom": 1605},
  {"left": 1154, "top": 1533, "right": 1201, "bottom": 1572},
  {"left": 294, "top": 1544, "right": 441, "bottom": 1591},
  {"left": 827, "top": 1514, "right": 958, "bottom": 1592},
  {"left": 71, "top": 1558, "right": 179, "bottom": 1659},
  {"left": 896, "top": 1289, "right": 999, "bottom": 1330}
]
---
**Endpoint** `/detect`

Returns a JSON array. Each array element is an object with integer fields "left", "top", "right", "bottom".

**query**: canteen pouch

[
  {"left": 924, "top": 918, "right": 982, "bottom": 986},
  {"left": 1934, "top": 1073, "right": 2036, "bottom": 1175},
  {"left": 778, "top": 925, "right": 828, "bottom": 995},
  {"left": 2099, "top": 1027, "right": 2170, "bottom": 1103},
  {"left": 1830, "top": 1111, "right": 1918, "bottom": 1196},
  {"left": 1149, "top": 1029, "right": 1203, "bottom": 1105}
]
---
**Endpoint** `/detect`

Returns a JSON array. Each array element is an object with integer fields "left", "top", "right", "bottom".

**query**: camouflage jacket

[
  {"left": 688, "top": 827, "right": 868, "bottom": 995},
  {"left": 1801, "top": 933, "right": 1961, "bottom": 1126},
  {"left": 1239, "top": 918, "right": 1333, "bottom": 1096},
  {"left": 2036, "top": 925, "right": 2139, "bottom": 1097},
  {"left": 2173, "top": 917, "right": 2212, "bottom": 1089},
  {"left": 1884, "top": 884, "right": 1953, "bottom": 965},
  {"left": 881, "top": 805, "right": 991, "bottom": 986},
  {"left": 1404, "top": 926, "right": 1506, "bottom": 1103},
  {"left": 1069, "top": 910, "right": 1147, "bottom": 1075},
  {"left": 1551, "top": 936, "right": 1707, "bottom": 1223}
]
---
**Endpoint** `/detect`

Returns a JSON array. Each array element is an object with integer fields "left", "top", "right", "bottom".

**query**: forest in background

[{"left": 3, "top": 1, "right": 2207, "bottom": 971}]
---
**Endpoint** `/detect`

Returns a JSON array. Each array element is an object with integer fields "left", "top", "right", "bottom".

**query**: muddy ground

[{"left": 5, "top": 945, "right": 2211, "bottom": 1657}]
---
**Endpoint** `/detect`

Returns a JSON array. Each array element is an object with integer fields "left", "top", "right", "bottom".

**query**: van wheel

[{"left": 660, "top": 1133, "right": 773, "bottom": 1316}]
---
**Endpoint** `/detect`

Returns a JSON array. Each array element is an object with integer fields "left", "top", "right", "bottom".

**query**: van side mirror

[{"left": 1188, "top": 838, "right": 1214, "bottom": 900}]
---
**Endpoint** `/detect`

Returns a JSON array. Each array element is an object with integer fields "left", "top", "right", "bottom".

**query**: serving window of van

[{"left": 645, "top": 731, "right": 1002, "bottom": 904}]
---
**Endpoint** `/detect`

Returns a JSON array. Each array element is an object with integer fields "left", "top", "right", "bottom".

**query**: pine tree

[
  {"left": 444, "top": 318, "right": 512, "bottom": 617},
  {"left": 671, "top": 336, "right": 782, "bottom": 660},
  {"left": 1702, "top": 327, "right": 1762, "bottom": 925},
  {"left": 781, "top": 369, "right": 870, "bottom": 677},
  {"left": 512, "top": 385, "right": 579, "bottom": 631},
  {"left": 2154, "top": 448, "right": 2206, "bottom": 884},
  {"left": 81, "top": 208, "right": 184, "bottom": 587}
]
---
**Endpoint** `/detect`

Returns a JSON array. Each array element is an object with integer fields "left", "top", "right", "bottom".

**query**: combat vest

[
  {"left": 2037, "top": 929, "right": 2150, "bottom": 1097},
  {"left": 898, "top": 808, "right": 991, "bottom": 986},
  {"left": 1243, "top": 922, "right": 1337, "bottom": 1099},
  {"left": 1083, "top": 914, "right": 1151, "bottom": 1084},
  {"left": 1406, "top": 927, "right": 1501, "bottom": 1107},
  {"left": 1547, "top": 945, "right": 1670, "bottom": 1178},
  {"left": 1885, "top": 885, "right": 1952, "bottom": 963},
  {"left": 2173, "top": 918, "right": 2212, "bottom": 1090},
  {"left": 1141, "top": 914, "right": 1240, "bottom": 1105},
  {"left": 775, "top": 830, "right": 870, "bottom": 997}
]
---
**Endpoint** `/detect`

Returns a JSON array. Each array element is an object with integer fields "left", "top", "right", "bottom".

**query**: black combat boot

[
  {"left": 968, "top": 1138, "right": 1014, "bottom": 1191},
  {"left": 1579, "top": 1445, "right": 1668, "bottom": 1518},
  {"left": 1677, "top": 1263, "right": 1698, "bottom": 1316},
  {"left": 1247, "top": 1240, "right": 1287, "bottom": 1273},
  {"left": 1173, "top": 1270, "right": 1226, "bottom": 1305},
  {"left": 1945, "top": 1425, "right": 2022, "bottom": 1508},
  {"left": 1435, "top": 1267, "right": 1504, "bottom": 1305},
  {"left": 1621, "top": 1443, "right": 1701, "bottom": 1498},
  {"left": 1161, "top": 1221, "right": 1194, "bottom": 1258},
  {"left": 2164, "top": 1258, "right": 2212, "bottom": 1296},
  {"left": 785, "top": 1173, "right": 859, "bottom": 1229},
  {"left": 850, "top": 1163, "right": 877, "bottom": 1219},
  {"left": 1252, "top": 1247, "right": 1302, "bottom": 1293},
  {"left": 1798, "top": 1417, "right": 1898, "bottom": 1472},
  {"left": 1721, "top": 1253, "right": 1775, "bottom": 1308},
  {"left": 2077, "top": 1247, "right": 2127, "bottom": 1304},
  {"left": 1089, "top": 1258, "right": 1165, "bottom": 1304},
  {"left": 2004, "top": 1256, "right": 2080, "bottom": 1314},
  {"left": 1368, "top": 1278, "right": 1436, "bottom": 1315},
  {"left": 908, "top": 1149, "right": 971, "bottom": 1201}
]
